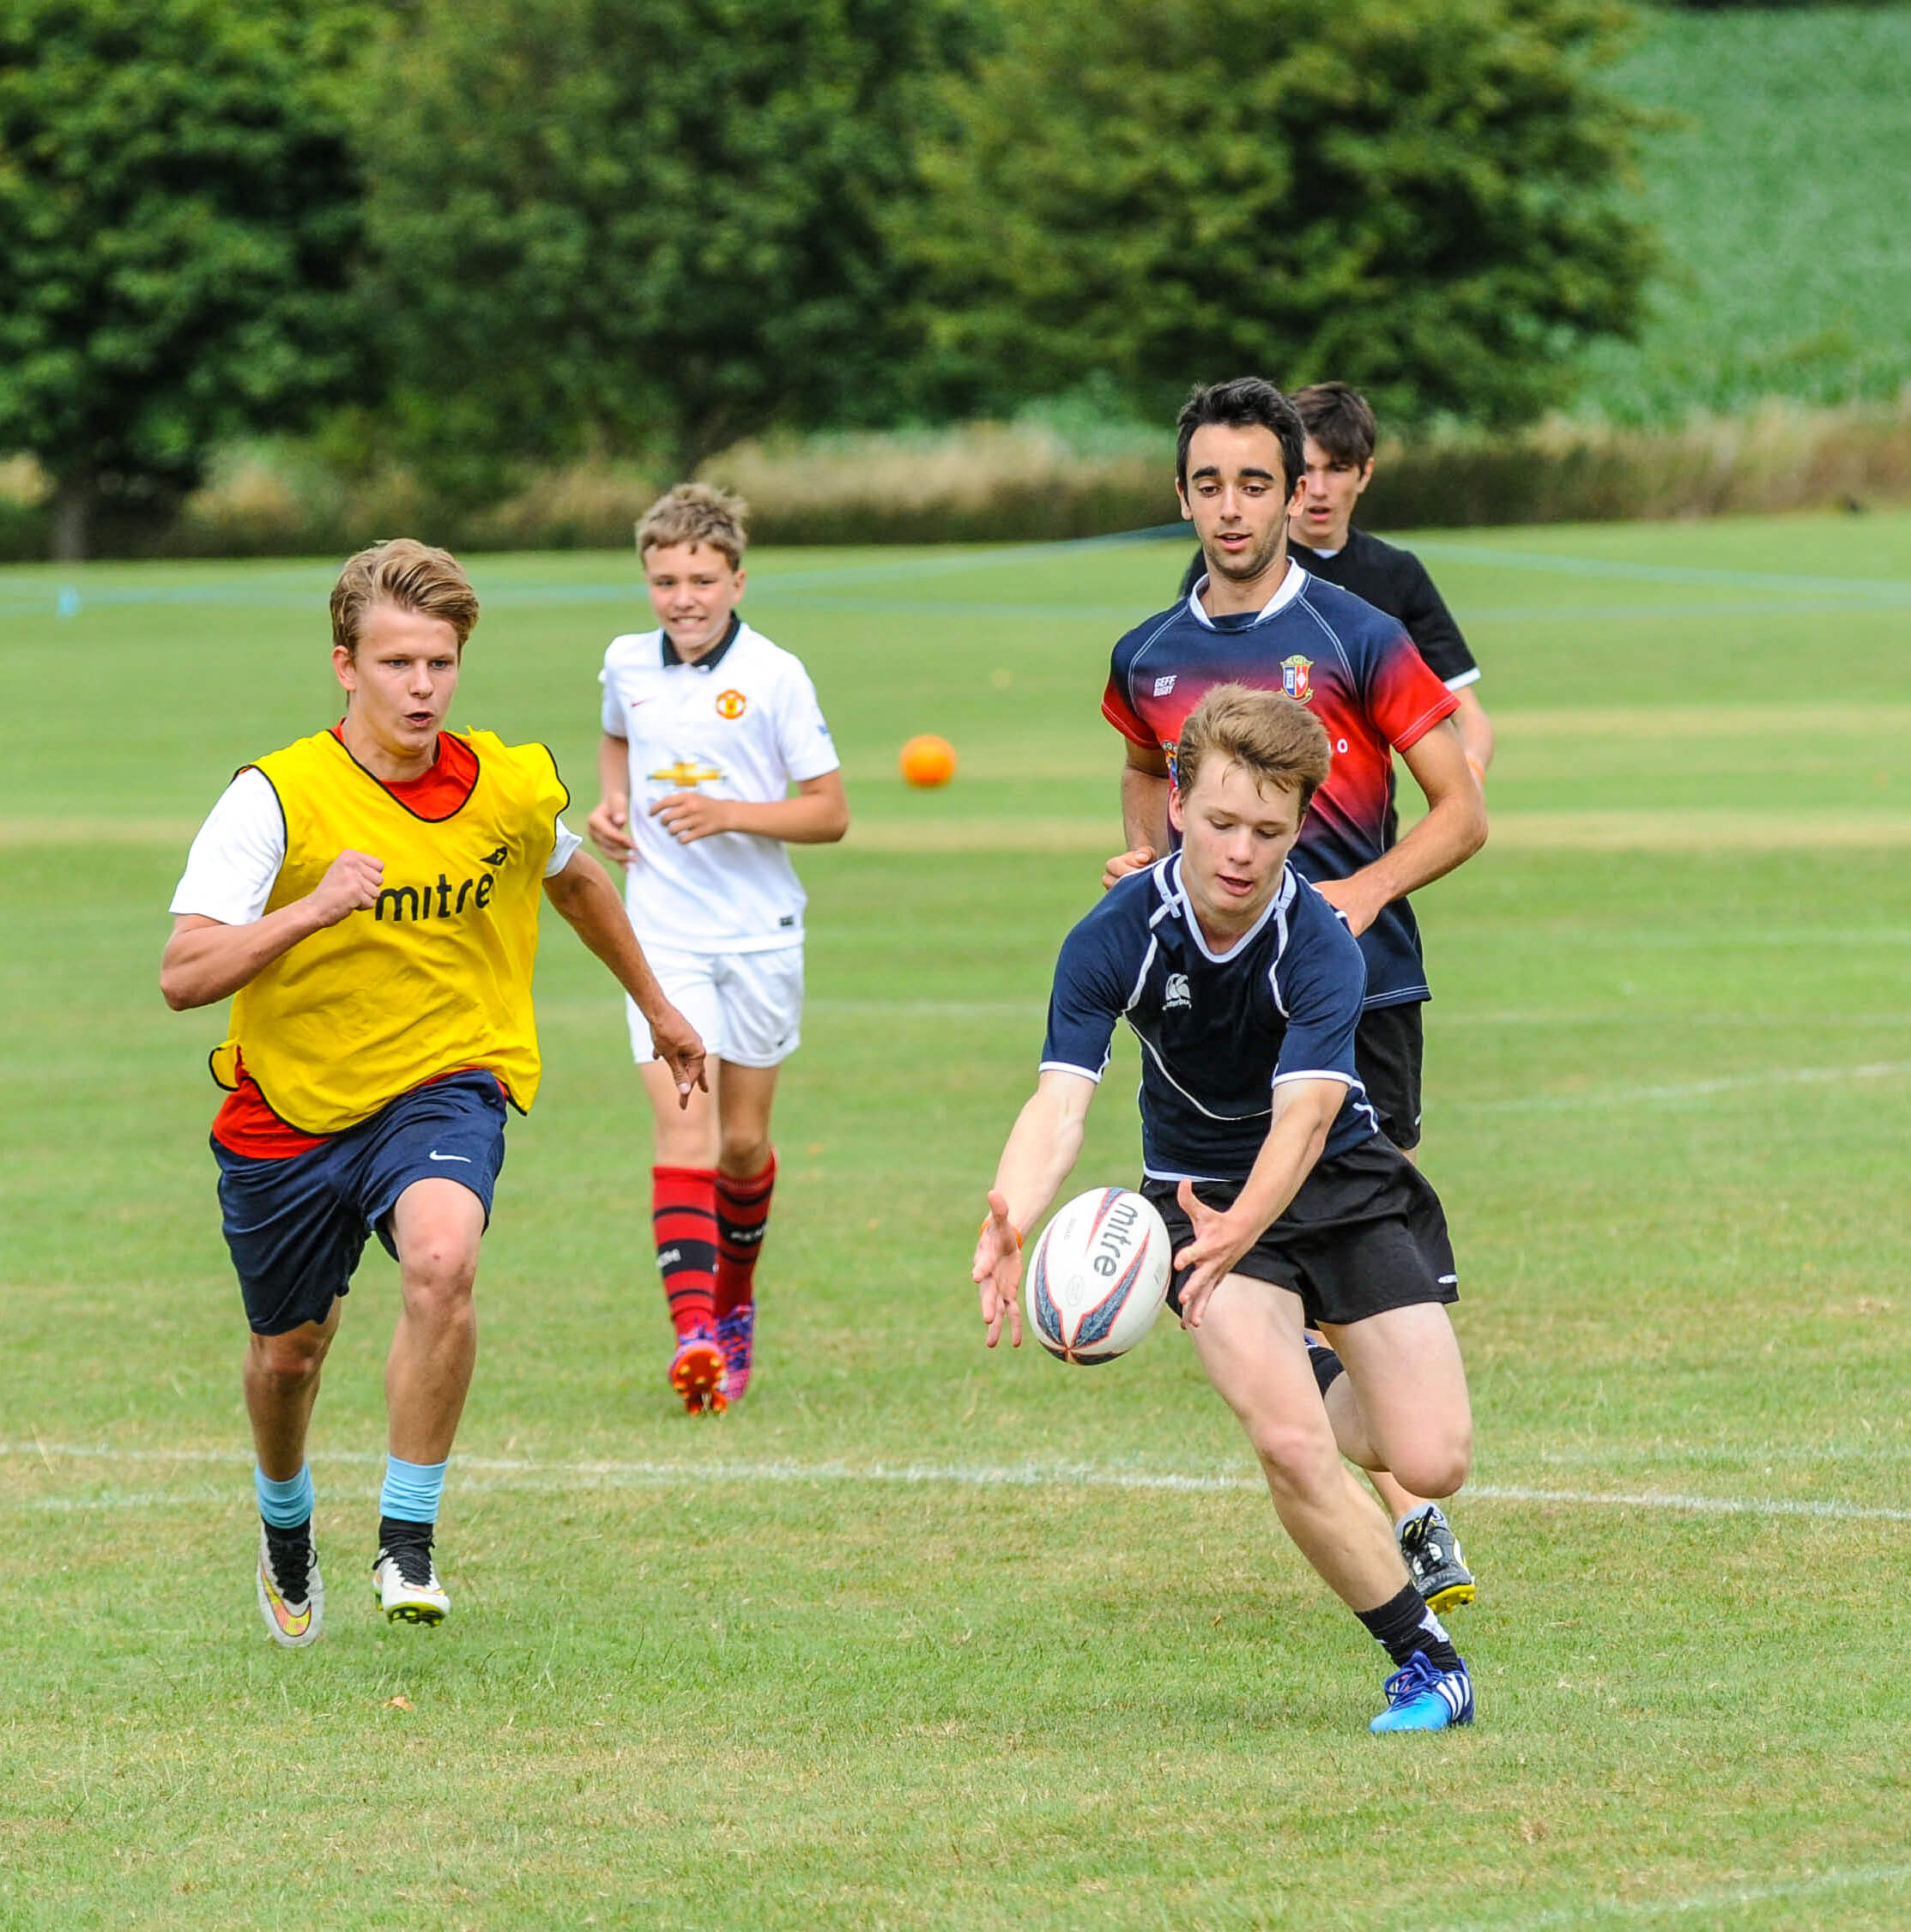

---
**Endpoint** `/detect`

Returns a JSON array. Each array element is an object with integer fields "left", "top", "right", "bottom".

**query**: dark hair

[
  {"left": 1175, "top": 378, "right": 1306, "bottom": 500},
  {"left": 330, "top": 539, "right": 480, "bottom": 657},
  {"left": 1291, "top": 382, "right": 1378, "bottom": 469}
]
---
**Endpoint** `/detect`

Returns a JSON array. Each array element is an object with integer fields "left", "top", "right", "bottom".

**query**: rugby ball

[{"left": 1025, "top": 1187, "right": 1171, "bottom": 1365}]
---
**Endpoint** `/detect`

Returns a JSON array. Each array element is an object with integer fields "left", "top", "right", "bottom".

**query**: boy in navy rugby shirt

[{"left": 974, "top": 685, "right": 1477, "bottom": 1733}]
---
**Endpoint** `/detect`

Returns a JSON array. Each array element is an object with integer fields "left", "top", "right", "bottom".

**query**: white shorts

[{"left": 626, "top": 944, "right": 805, "bottom": 1069}]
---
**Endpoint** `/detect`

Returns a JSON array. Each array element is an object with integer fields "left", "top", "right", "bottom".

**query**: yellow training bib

[{"left": 210, "top": 730, "right": 568, "bottom": 1135}]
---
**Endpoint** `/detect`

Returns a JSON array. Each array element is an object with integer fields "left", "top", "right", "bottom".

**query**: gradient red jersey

[{"left": 1104, "top": 565, "right": 1458, "bottom": 1008}]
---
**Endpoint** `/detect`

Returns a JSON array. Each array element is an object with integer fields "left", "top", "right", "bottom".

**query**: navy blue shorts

[{"left": 214, "top": 1071, "right": 507, "bottom": 1335}]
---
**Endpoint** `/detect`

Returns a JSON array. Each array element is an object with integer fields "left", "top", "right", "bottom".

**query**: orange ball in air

[{"left": 899, "top": 734, "right": 958, "bottom": 788}]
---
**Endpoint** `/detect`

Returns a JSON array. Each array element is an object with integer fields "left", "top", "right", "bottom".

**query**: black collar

[{"left": 662, "top": 613, "right": 742, "bottom": 670}]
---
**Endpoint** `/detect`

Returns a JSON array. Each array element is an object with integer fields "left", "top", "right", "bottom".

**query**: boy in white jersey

[{"left": 590, "top": 484, "right": 850, "bottom": 1413}]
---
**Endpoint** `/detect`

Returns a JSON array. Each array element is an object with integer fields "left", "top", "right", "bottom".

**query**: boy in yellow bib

[{"left": 162, "top": 540, "right": 705, "bottom": 1646}]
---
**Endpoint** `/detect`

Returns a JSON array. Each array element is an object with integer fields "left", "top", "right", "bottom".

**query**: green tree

[
  {"left": 906, "top": 0, "right": 1657, "bottom": 430},
  {"left": 0, "top": 0, "right": 367, "bottom": 558},
  {"left": 352, "top": 0, "right": 974, "bottom": 491}
]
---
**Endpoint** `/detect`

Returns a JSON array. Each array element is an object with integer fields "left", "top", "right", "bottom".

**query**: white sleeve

[
  {"left": 600, "top": 659, "right": 626, "bottom": 736},
  {"left": 775, "top": 662, "right": 841, "bottom": 784},
  {"left": 544, "top": 818, "right": 584, "bottom": 877},
  {"left": 168, "top": 769, "right": 287, "bottom": 926}
]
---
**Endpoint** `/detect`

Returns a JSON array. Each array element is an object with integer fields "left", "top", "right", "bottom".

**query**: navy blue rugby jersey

[
  {"left": 1104, "top": 566, "right": 1457, "bottom": 1008},
  {"left": 1040, "top": 855, "right": 1381, "bottom": 1184}
]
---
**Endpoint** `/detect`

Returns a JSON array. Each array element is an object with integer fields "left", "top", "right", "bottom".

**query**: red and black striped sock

[
  {"left": 714, "top": 1152, "right": 776, "bottom": 1319},
  {"left": 652, "top": 1165, "right": 717, "bottom": 1336}
]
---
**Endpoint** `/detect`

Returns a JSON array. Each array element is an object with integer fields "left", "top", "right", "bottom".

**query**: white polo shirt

[{"left": 599, "top": 616, "right": 839, "bottom": 953}]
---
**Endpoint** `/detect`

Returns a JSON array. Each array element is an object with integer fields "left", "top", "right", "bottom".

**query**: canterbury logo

[{"left": 374, "top": 863, "right": 503, "bottom": 922}]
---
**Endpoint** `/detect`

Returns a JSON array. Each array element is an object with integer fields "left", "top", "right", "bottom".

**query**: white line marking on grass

[
  {"left": 1410, "top": 539, "right": 1911, "bottom": 603},
  {"left": 1458, "top": 1058, "right": 1911, "bottom": 1114},
  {"left": 1442, "top": 1859, "right": 1911, "bottom": 1931},
  {"left": 7, "top": 1444, "right": 1911, "bottom": 1522}
]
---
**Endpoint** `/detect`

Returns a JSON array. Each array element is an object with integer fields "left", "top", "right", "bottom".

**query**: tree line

[{"left": 0, "top": 0, "right": 1656, "bottom": 558}]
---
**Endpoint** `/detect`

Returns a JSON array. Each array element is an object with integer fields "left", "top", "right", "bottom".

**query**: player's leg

[
  {"left": 374, "top": 1175, "right": 485, "bottom": 1623},
  {"left": 705, "top": 948, "right": 802, "bottom": 1406},
  {"left": 218, "top": 1137, "right": 366, "bottom": 1648},
  {"left": 1333, "top": 1001, "right": 1478, "bottom": 1608},
  {"left": 632, "top": 954, "right": 729, "bottom": 1411},
  {"left": 358, "top": 1072, "right": 507, "bottom": 1624},
  {"left": 1188, "top": 1275, "right": 1470, "bottom": 1731}
]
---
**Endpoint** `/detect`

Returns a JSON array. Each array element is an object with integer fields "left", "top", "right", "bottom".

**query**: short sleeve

[
  {"left": 600, "top": 654, "right": 626, "bottom": 736},
  {"left": 773, "top": 661, "right": 841, "bottom": 784},
  {"left": 544, "top": 818, "right": 584, "bottom": 877},
  {"left": 1038, "top": 908, "right": 1136, "bottom": 1081},
  {"left": 1101, "top": 650, "right": 1154, "bottom": 749},
  {"left": 1363, "top": 626, "right": 1460, "bottom": 754},
  {"left": 1269, "top": 895, "right": 1365, "bottom": 1090},
  {"left": 1394, "top": 554, "right": 1478, "bottom": 687},
  {"left": 168, "top": 768, "right": 287, "bottom": 926}
]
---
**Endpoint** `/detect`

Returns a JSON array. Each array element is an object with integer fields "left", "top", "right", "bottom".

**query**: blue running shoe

[{"left": 1370, "top": 1650, "right": 1473, "bottom": 1733}]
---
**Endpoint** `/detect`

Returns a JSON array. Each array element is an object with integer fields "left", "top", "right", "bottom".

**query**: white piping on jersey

[
  {"left": 1038, "top": 1057, "right": 1107, "bottom": 1085},
  {"left": 1161, "top": 854, "right": 1296, "bottom": 966},
  {"left": 1181, "top": 562, "right": 1309, "bottom": 632}
]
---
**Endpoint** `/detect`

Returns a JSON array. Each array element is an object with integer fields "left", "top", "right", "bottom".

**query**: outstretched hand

[
  {"left": 1172, "top": 1178, "right": 1251, "bottom": 1328},
  {"left": 972, "top": 1190, "right": 1024, "bottom": 1348}
]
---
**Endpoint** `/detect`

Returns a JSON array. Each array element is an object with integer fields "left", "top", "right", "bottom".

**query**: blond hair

[
  {"left": 1176, "top": 683, "right": 1333, "bottom": 816},
  {"left": 635, "top": 481, "right": 749, "bottom": 568},
  {"left": 330, "top": 539, "right": 480, "bottom": 657}
]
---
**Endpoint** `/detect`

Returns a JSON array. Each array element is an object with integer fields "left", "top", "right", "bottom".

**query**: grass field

[
  {"left": 1584, "top": 4, "right": 1911, "bottom": 423},
  {"left": 3, "top": 512, "right": 1910, "bottom": 1929}
]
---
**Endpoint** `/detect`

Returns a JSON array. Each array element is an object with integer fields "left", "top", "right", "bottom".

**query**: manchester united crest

[
  {"left": 714, "top": 688, "right": 747, "bottom": 720},
  {"left": 1280, "top": 655, "right": 1314, "bottom": 703}
]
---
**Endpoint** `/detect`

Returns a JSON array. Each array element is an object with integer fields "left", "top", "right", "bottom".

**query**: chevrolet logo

[{"left": 649, "top": 760, "right": 723, "bottom": 788}]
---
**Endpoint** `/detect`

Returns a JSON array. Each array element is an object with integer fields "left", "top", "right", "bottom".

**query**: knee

[
  {"left": 1390, "top": 1426, "right": 1473, "bottom": 1504},
  {"left": 1243, "top": 1417, "right": 1343, "bottom": 1499},
  {"left": 250, "top": 1329, "right": 330, "bottom": 1393},
  {"left": 400, "top": 1239, "right": 478, "bottom": 1318},
  {"left": 718, "top": 1129, "right": 771, "bottom": 1178}
]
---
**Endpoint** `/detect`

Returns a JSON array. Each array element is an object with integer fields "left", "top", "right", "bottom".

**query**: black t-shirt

[{"left": 1176, "top": 529, "right": 1479, "bottom": 686}]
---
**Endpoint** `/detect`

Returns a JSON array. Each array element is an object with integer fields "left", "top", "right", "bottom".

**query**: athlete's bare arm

[
  {"left": 1104, "top": 741, "right": 1172, "bottom": 890},
  {"left": 650, "top": 769, "right": 849, "bottom": 847},
  {"left": 1451, "top": 687, "right": 1496, "bottom": 781},
  {"left": 159, "top": 848, "right": 384, "bottom": 1010},
  {"left": 541, "top": 848, "right": 707, "bottom": 1101},
  {"left": 972, "top": 1069, "right": 1098, "bottom": 1348},
  {"left": 1174, "top": 1076, "right": 1344, "bottom": 1327},
  {"left": 1310, "top": 718, "right": 1487, "bottom": 938},
  {"left": 587, "top": 730, "right": 634, "bottom": 863}
]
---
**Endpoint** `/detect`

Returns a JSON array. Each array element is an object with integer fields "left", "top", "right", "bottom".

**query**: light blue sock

[
  {"left": 255, "top": 1463, "right": 315, "bottom": 1531},
  {"left": 379, "top": 1454, "right": 448, "bottom": 1528}
]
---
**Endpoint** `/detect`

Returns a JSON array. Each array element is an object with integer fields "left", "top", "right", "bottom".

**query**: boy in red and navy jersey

[{"left": 1104, "top": 378, "right": 1487, "bottom": 1614}]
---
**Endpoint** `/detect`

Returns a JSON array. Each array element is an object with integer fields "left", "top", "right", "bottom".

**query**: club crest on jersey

[
  {"left": 1280, "top": 656, "right": 1314, "bottom": 703},
  {"left": 1164, "top": 972, "right": 1191, "bottom": 1010},
  {"left": 649, "top": 759, "right": 723, "bottom": 788},
  {"left": 714, "top": 689, "right": 747, "bottom": 720}
]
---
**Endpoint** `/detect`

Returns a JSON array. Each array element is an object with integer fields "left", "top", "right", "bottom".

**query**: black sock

[
  {"left": 262, "top": 1515, "right": 311, "bottom": 1545},
  {"left": 1356, "top": 1583, "right": 1461, "bottom": 1673},
  {"left": 1305, "top": 1338, "right": 1346, "bottom": 1396},
  {"left": 378, "top": 1514, "right": 432, "bottom": 1553}
]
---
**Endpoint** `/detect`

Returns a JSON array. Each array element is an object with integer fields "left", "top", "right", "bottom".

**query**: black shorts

[
  {"left": 1355, "top": 1000, "right": 1424, "bottom": 1151},
  {"left": 213, "top": 1071, "right": 506, "bottom": 1335},
  {"left": 1144, "top": 1136, "right": 1457, "bottom": 1329}
]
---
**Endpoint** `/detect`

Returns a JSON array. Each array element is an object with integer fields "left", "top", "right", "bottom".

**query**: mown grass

[
  {"left": 1581, "top": 3, "right": 1911, "bottom": 423},
  {"left": 3, "top": 517, "right": 1911, "bottom": 1929}
]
